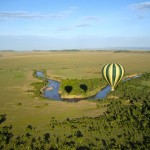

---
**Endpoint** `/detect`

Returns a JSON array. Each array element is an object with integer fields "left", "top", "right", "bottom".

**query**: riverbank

[
  {"left": 60, "top": 85, "right": 107, "bottom": 99},
  {"left": 57, "top": 73, "right": 143, "bottom": 100},
  {"left": 35, "top": 71, "right": 107, "bottom": 100},
  {"left": 36, "top": 71, "right": 143, "bottom": 101},
  {"left": 59, "top": 78, "right": 106, "bottom": 99},
  {"left": 123, "top": 73, "right": 142, "bottom": 80}
]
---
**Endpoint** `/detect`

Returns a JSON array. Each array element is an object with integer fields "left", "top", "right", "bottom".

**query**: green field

[{"left": 0, "top": 51, "right": 150, "bottom": 134}]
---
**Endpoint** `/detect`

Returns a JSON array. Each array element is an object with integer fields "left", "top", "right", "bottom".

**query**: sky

[{"left": 0, "top": 0, "right": 150, "bottom": 50}]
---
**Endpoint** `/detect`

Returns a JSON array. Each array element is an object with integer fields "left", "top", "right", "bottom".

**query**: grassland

[{"left": 0, "top": 50, "right": 150, "bottom": 135}]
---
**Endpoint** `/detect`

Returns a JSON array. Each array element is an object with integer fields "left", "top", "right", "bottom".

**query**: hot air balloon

[{"left": 102, "top": 63, "right": 125, "bottom": 91}]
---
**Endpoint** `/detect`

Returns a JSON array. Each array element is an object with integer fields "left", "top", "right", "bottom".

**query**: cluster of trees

[
  {"left": 112, "top": 72, "right": 150, "bottom": 102},
  {"left": 0, "top": 96, "right": 150, "bottom": 149}
]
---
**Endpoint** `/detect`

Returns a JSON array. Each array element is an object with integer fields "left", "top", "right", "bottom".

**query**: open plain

[{"left": 0, "top": 50, "right": 150, "bottom": 134}]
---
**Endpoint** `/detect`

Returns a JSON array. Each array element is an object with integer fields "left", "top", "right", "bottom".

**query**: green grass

[
  {"left": 0, "top": 51, "right": 150, "bottom": 135},
  {"left": 59, "top": 78, "right": 106, "bottom": 98},
  {"left": 0, "top": 51, "right": 150, "bottom": 79},
  {"left": 0, "top": 70, "right": 105, "bottom": 135}
]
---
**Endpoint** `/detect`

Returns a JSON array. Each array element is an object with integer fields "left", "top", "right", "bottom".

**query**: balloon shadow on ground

[
  {"left": 80, "top": 84, "right": 88, "bottom": 93},
  {"left": 64, "top": 86, "right": 73, "bottom": 93}
]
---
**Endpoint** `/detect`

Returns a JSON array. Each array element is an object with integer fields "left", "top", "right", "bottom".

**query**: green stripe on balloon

[{"left": 101, "top": 63, "right": 125, "bottom": 91}]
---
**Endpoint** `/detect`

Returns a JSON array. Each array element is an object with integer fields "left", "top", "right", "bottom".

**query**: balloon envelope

[{"left": 102, "top": 63, "right": 125, "bottom": 91}]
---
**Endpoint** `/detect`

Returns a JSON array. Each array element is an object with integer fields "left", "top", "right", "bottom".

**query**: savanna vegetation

[
  {"left": 59, "top": 78, "right": 106, "bottom": 98},
  {"left": 31, "top": 70, "right": 48, "bottom": 99},
  {"left": 0, "top": 51, "right": 150, "bottom": 149},
  {"left": 111, "top": 73, "right": 150, "bottom": 102},
  {"left": 0, "top": 72, "right": 150, "bottom": 149}
]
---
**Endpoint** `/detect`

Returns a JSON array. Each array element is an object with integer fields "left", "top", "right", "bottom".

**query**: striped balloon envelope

[{"left": 102, "top": 63, "right": 125, "bottom": 91}]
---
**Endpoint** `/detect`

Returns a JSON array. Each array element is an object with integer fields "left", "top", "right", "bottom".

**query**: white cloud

[
  {"left": 56, "top": 23, "right": 90, "bottom": 32},
  {"left": 74, "top": 23, "right": 91, "bottom": 28},
  {"left": 0, "top": 11, "right": 64, "bottom": 20},
  {"left": 131, "top": 1, "right": 150, "bottom": 11},
  {"left": 83, "top": 16, "right": 101, "bottom": 21},
  {"left": 72, "top": 16, "right": 101, "bottom": 29},
  {"left": 0, "top": 6, "right": 79, "bottom": 21}
]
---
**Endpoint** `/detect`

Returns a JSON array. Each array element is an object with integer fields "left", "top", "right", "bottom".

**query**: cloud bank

[
  {"left": 131, "top": 1, "right": 150, "bottom": 11},
  {"left": 0, "top": 11, "right": 64, "bottom": 19},
  {"left": 74, "top": 23, "right": 91, "bottom": 28},
  {"left": 0, "top": 7, "right": 79, "bottom": 20}
]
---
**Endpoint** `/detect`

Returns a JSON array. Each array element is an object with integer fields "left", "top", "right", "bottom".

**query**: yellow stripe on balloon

[
  {"left": 114, "top": 63, "right": 120, "bottom": 86},
  {"left": 103, "top": 64, "right": 109, "bottom": 84},
  {"left": 108, "top": 63, "right": 113, "bottom": 87},
  {"left": 117, "top": 64, "right": 124, "bottom": 84}
]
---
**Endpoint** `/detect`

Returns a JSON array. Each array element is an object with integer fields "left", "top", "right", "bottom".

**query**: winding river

[{"left": 36, "top": 71, "right": 141, "bottom": 102}]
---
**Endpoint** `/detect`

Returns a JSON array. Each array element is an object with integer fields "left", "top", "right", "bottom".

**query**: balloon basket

[{"left": 111, "top": 87, "right": 115, "bottom": 91}]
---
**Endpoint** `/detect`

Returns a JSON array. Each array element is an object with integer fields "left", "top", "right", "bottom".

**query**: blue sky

[{"left": 0, "top": 0, "right": 150, "bottom": 50}]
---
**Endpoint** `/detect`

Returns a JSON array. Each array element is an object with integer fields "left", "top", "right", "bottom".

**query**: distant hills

[
  {"left": 82, "top": 47, "right": 150, "bottom": 51},
  {"left": 0, "top": 47, "right": 150, "bottom": 52}
]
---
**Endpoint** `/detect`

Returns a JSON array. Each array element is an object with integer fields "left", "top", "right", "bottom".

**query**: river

[{"left": 36, "top": 71, "right": 141, "bottom": 102}]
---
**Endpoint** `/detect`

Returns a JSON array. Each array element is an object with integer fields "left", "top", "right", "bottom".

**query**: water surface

[{"left": 36, "top": 71, "right": 141, "bottom": 102}]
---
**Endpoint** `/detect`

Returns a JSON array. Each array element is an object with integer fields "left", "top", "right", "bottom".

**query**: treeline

[
  {"left": 113, "top": 50, "right": 131, "bottom": 53},
  {"left": 0, "top": 97, "right": 150, "bottom": 149}
]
